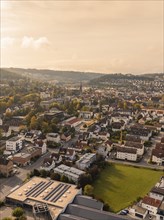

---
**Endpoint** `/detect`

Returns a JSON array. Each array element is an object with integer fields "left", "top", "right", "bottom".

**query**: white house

[
  {"left": 124, "top": 141, "right": 144, "bottom": 156},
  {"left": 35, "top": 140, "right": 47, "bottom": 155},
  {"left": 46, "top": 133, "right": 60, "bottom": 143},
  {"left": 116, "top": 147, "right": 137, "bottom": 161},
  {"left": 76, "top": 153, "right": 96, "bottom": 170},
  {"left": 40, "top": 158, "right": 55, "bottom": 171},
  {"left": 6, "top": 136, "right": 23, "bottom": 153},
  {"left": 149, "top": 187, "right": 164, "bottom": 201},
  {"left": 129, "top": 205, "right": 148, "bottom": 219},
  {"left": 141, "top": 196, "right": 161, "bottom": 215}
]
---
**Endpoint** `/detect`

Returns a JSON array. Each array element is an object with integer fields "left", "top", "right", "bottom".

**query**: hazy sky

[{"left": 1, "top": 0, "right": 163, "bottom": 74}]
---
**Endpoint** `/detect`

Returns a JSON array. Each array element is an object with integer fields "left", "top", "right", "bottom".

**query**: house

[
  {"left": 76, "top": 153, "right": 96, "bottom": 170},
  {"left": 79, "top": 111, "right": 93, "bottom": 119},
  {"left": 46, "top": 133, "right": 60, "bottom": 143},
  {"left": 127, "top": 127, "right": 152, "bottom": 141},
  {"left": 124, "top": 141, "right": 144, "bottom": 156},
  {"left": 54, "top": 164, "right": 85, "bottom": 183},
  {"left": 116, "top": 147, "right": 137, "bottom": 161},
  {"left": 149, "top": 187, "right": 164, "bottom": 201},
  {"left": 112, "top": 122, "right": 125, "bottom": 131},
  {"left": 63, "top": 117, "right": 82, "bottom": 129},
  {"left": 0, "top": 125, "right": 11, "bottom": 137},
  {"left": 40, "top": 91, "right": 51, "bottom": 99},
  {"left": 98, "top": 132, "right": 110, "bottom": 141},
  {"left": 6, "top": 136, "right": 23, "bottom": 153},
  {"left": 24, "top": 132, "right": 34, "bottom": 143},
  {"left": 34, "top": 140, "right": 47, "bottom": 155},
  {"left": 141, "top": 196, "right": 161, "bottom": 215},
  {"left": 12, "top": 146, "right": 42, "bottom": 166},
  {"left": 156, "top": 201, "right": 164, "bottom": 220},
  {"left": 12, "top": 153, "right": 31, "bottom": 166},
  {"left": 66, "top": 149, "right": 76, "bottom": 161},
  {"left": 40, "top": 158, "right": 55, "bottom": 171},
  {"left": 125, "top": 134, "right": 142, "bottom": 144},
  {"left": 61, "top": 132, "right": 72, "bottom": 142},
  {"left": 7, "top": 118, "right": 25, "bottom": 132},
  {"left": 0, "top": 156, "right": 13, "bottom": 177},
  {"left": 97, "top": 140, "right": 113, "bottom": 157},
  {"left": 129, "top": 205, "right": 148, "bottom": 219},
  {"left": 151, "top": 144, "right": 164, "bottom": 165}
]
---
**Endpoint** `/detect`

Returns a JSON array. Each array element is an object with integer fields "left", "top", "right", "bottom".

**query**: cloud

[
  {"left": 21, "top": 36, "right": 49, "bottom": 49},
  {"left": 1, "top": 37, "right": 15, "bottom": 48}
]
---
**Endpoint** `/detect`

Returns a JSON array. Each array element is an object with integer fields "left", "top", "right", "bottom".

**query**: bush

[
  {"left": 12, "top": 207, "right": 24, "bottom": 218},
  {"left": 0, "top": 200, "right": 4, "bottom": 207}
]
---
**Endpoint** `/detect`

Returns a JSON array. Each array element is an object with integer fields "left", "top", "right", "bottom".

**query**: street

[{"left": 0, "top": 151, "right": 51, "bottom": 201}]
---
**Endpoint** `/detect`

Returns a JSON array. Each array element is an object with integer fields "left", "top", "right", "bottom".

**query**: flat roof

[
  {"left": 7, "top": 177, "right": 80, "bottom": 218},
  {"left": 8, "top": 136, "right": 21, "bottom": 142}
]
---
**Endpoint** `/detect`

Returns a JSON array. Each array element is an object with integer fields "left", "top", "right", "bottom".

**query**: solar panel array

[
  {"left": 24, "top": 180, "right": 72, "bottom": 204},
  {"left": 43, "top": 183, "right": 64, "bottom": 201},
  {"left": 25, "top": 181, "right": 44, "bottom": 197}
]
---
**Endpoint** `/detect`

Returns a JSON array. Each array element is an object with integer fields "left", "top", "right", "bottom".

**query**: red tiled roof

[{"left": 142, "top": 196, "right": 161, "bottom": 207}]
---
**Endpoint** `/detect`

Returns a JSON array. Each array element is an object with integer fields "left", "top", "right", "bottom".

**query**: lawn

[{"left": 93, "top": 163, "right": 163, "bottom": 212}]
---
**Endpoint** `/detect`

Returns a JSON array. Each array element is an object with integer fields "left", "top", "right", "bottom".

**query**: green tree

[
  {"left": 78, "top": 173, "right": 92, "bottom": 188},
  {"left": 84, "top": 184, "right": 94, "bottom": 196},
  {"left": 60, "top": 175, "right": 69, "bottom": 183},
  {"left": 12, "top": 207, "right": 24, "bottom": 218},
  {"left": 50, "top": 172, "right": 61, "bottom": 181},
  {"left": 103, "top": 203, "right": 110, "bottom": 211}
]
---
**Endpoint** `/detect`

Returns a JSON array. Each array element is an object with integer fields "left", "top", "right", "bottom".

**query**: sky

[{"left": 1, "top": 0, "right": 164, "bottom": 74}]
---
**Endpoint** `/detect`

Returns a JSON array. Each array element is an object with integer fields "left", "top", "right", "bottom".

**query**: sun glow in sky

[{"left": 1, "top": 0, "right": 163, "bottom": 73}]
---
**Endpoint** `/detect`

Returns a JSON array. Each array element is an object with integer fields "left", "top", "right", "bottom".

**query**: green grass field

[{"left": 93, "top": 164, "right": 163, "bottom": 212}]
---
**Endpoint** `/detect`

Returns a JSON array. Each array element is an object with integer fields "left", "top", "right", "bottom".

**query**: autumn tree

[
  {"left": 84, "top": 184, "right": 94, "bottom": 196},
  {"left": 30, "top": 116, "right": 38, "bottom": 129}
]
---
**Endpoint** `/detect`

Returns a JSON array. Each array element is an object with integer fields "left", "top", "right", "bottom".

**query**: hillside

[
  {"left": 89, "top": 73, "right": 164, "bottom": 85},
  {"left": 0, "top": 68, "right": 26, "bottom": 82},
  {"left": 3, "top": 68, "right": 103, "bottom": 83}
]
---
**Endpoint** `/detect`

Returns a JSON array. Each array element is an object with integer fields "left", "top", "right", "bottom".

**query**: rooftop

[{"left": 7, "top": 177, "right": 80, "bottom": 218}]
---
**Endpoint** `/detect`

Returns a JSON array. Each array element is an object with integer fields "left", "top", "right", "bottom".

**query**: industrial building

[
  {"left": 6, "top": 177, "right": 127, "bottom": 220},
  {"left": 6, "top": 177, "right": 81, "bottom": 219}
]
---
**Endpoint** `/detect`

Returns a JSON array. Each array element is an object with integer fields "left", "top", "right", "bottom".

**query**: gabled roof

[{"left": 142, "top": 196, "right": 161, "bottom": 207}]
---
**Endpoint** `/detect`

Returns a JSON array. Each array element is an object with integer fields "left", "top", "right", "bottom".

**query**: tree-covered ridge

[
  {"left": 2, "top": 68, "right": 103, "bottom": 83},
  {"left": 0, "top": 68, "right": 26, "bottom": 81}
]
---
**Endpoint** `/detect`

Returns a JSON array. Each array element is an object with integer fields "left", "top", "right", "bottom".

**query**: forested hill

[
  {"left": 89, "top": 73, "right": 164, "bottom": 85},
  {"left": 1, "top": 68, "right": 103, "bottom": 83},
  {"left": 0, "top": 68, "right": 26, "bottom": 81}
]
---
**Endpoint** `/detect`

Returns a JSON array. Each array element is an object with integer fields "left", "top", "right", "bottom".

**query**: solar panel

[
  {"left": 51, "top": 185, "right": 71, "bottom": 203},
  {"left": 31, "top": 181, "right": 54, "bottom": 198},
  {"left": 43, "top": 183, "right": 64, "bottom": 201},
  {"left": 25, "top": 181, "right": 44, "bottom": 196}
]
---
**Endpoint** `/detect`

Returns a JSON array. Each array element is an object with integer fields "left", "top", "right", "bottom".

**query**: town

[{"left": 0, "top": 72, "right": 164, "bottom": 220}]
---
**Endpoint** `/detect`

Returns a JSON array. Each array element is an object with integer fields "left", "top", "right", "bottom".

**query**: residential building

[
  {"left": 116, "top": 147, "right": 137, "bottom": 161},
  {"left": 46, "top": 133, "right": 61, "bottom": 143},
  {"left": 124, "top": 141, "right": 144, "bottom": 156},
  {"left": 0, "top": 156, "right": 13, "bottom": 177},
  {"left": 141, "top": 196, "right": 161, "bottom": 215},
  {"left": 40, "top": 158, "right": 56, "bottom": 171},
  {"left": 76, "top": 153, "right": 96, "bottom": 170},
  {"left": 54, "top": 164, "right": 85, "bottom": 183},
  {"left": 6, "top": 136, "right": 23, "bottom": 153},
  {"left": 129, "top": 205, "right": 148, "bottom": 219}
]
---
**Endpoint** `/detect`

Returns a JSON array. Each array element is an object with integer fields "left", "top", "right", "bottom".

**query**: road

[
  {"left": 108, "top": 159, "right": 164, "bottom": 170},
  {"left": 0, "top": 151, "right": 51, "bottom": 201}
]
